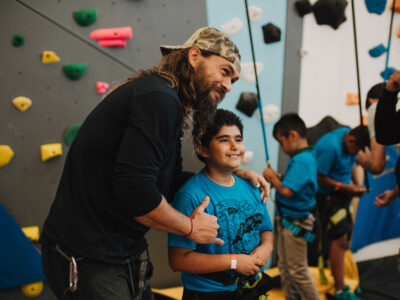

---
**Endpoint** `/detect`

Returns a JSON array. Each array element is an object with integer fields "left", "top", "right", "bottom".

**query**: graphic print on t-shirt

[{"left": 215, "top": 198, "right": 262, "bottom": 254}]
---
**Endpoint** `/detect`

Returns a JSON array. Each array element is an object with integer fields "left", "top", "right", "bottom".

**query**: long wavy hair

[{"left": 109, "top": 48, "right": 217, "bottom": 142}]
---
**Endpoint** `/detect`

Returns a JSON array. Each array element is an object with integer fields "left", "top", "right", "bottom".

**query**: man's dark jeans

[{"left": 41, "top": 245, "right": 154, "bottom": 300}]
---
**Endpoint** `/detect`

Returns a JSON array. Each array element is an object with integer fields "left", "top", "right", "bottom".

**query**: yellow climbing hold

[
  {"left": 21, "top": 281, "right": 43, "bottom": 297},
  {"left": 40, "top": 143, "right": 62, "bottom": 161},
  {"left": 12, "top": 96, "right": 32, "bottom": 112},
  {"left": 42, "top": 51, "right": 60, "bottom": 64},
  {"left": 0, "top": 145, "right": 14, "bottom": 167},
  {"left": 22, "top": 226, "right": 40, "bottom": 242}
]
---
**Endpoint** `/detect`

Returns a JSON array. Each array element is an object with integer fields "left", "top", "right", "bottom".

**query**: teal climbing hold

[
  {"left": 63, "top": 63, "right": 88, "bottom": 80},
  {"left": 64, "top": 123, "right": 82, "bottom": 146},
  {"left": 73, "top": 9, "right": 98, "bottom": 26},
  {"left": 12, "top": 34, "right": 24, "bottom": 47}
]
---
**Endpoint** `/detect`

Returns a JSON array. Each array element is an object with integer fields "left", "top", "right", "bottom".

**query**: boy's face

[
  {"left": 199, "top": 125, "right": 245, "bottom": 171},
  {"left": 275, "top": 131, "right": 297, "bottom": 156},
  {"left": 344, "top": 133, "right": 361, "bottom": 155}
]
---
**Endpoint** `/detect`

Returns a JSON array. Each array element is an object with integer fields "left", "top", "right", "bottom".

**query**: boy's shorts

[{"left": 316, "top": 191, "right": 353, "bottom": 240}]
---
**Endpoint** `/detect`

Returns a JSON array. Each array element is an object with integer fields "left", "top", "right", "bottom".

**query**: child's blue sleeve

[
  {"left": 168, "top": 191, "right": 197, "bottom": 249},
  {"left": 282, "top": 157, "right": 312, "bottom": 192},
  {"left": 260, "top": 203, "right": 273, "bottom": 232}
]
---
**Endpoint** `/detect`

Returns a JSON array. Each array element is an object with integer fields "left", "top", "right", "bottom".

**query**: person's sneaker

[{"left": 333, "top": 286, "right": 361, "bottom": 300}]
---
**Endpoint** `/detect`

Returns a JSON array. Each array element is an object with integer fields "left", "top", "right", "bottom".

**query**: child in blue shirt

[
  {"left": 314, "top": 125, "right": 368, "bottom": 299},
  {"left": 168, "top": 109, "right": 273, "bottom": 300},
  {"left": 263, "top": 113, "right": 320, "bottom": 300}
]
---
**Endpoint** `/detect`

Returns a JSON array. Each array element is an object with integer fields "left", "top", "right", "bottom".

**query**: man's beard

[{"left": 192, "top": 85, "right": 218, "bottom": 127}]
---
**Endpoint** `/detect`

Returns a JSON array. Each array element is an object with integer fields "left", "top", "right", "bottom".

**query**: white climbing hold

[
  {"left": 240, "top": 62, "right": 263, "bottom": 83},
  {"left": 221, "top": 17, "right": 243, "bottom": 35}
]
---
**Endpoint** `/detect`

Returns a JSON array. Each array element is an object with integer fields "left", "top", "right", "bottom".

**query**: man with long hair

[{"left": 40, "top": 27, "right": 268, "bottom": 300}]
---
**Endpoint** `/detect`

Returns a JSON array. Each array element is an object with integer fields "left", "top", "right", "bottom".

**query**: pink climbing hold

[
  {"left": 98, "top": 39, "right": 127, "bottom": 47},
  {"left": 96, "top": 81, "right": 110, "bottom": 94},
  {"left": 90, "top": 27, "right": 132, "bottom": 40}
]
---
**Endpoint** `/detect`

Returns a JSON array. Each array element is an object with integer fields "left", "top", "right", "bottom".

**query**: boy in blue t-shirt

[
  {"left": 263, "top": 113, "right": 320, "bottom": 300},
  {"left": 314, "top": 125, "right": 368, "bottom": 299},
  {"left": 168, "top": 109, "right": 273, "bottom": 300}
]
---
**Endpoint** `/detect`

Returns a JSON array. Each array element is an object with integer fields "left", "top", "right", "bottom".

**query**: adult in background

[
  {"left": 374, "top": 70, "right": 400, "bottom": 208},
  {"left": 356, "top": 82, "right": 386, "bottom": 175},
  {"left": 40, "top": 27, "right": 269, "bottom": 300}
]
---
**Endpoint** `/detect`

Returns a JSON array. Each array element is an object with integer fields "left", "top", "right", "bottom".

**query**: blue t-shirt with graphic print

[
  {"left": 313, "top": 127, "right": 356, "bottom": 194},
  {"left": 276, "top": 149, "right": 318, "bottom": 219},
  {"left": 168, "top": 169, "right": 273, "bottom": 292}
]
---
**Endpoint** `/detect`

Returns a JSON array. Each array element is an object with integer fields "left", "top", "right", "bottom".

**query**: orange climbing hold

[{"left": 346, "top": 93, "right": 359, "bottom": 105}]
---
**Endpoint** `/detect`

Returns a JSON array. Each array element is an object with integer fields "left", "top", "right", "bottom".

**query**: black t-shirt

[
  {"left": 41, "top": 75, "right": 184, "bottom": 262},
  {"left": 375, "top": 89, "right": 400, "bottom": 145}
]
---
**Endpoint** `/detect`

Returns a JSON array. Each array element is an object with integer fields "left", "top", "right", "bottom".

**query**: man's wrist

[{"left": 184, "top": 218, "right": 194, "bottom": 237}]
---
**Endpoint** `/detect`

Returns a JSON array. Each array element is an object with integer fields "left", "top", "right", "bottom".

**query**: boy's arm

[
  {"left": 250, "top": 231, "right": 274, "bottom": 267},
  {"left": 317, "top": 172, "right": 366, "bottom": 196},
  {"left": 168, "top": 247, "right": 263, "bottom": 276},
  {"left": 263, "top": 167, "right": 293, "bottom": 198}
]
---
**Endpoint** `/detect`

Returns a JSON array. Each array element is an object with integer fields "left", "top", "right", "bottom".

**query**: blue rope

[{"left": 244, "top": 0, "right": 270, "bottom": 164}]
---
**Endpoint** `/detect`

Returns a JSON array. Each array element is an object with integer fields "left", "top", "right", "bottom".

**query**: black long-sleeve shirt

[
  {"left": 41, "top": 75, "right": 186, "bottom": 262},
  {"left": 375, "top": 89, "right": 400, "bottom": 145}
]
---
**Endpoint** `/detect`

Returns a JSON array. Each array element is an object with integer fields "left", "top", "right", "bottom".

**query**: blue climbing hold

[
  {"left": 369, "top": 44, "right": 387, "bottom": 58},
  {"left": 365, "top": 0, "right": 387, "bottom": 15},
  {"left": 380, "top": 67, "right": 396, "bottom": 81}
]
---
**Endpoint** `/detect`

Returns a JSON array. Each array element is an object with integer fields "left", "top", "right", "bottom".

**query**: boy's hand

[
  {"left": 236, "top": 254, "right": 262, "bottom": 276},
  {"left": 189, "top": 196, "right": 224, "bottom": 246},
  {"left": 234, "top": 168, "right": 270, "bottom": 203},
  {"left": 250, "top": 244, "right": 272, "bottom": 267},
  {"left": 263, "top": 167, "right": 276, "bottom": 182},
  {"left": 374, "top": 189, "right": 397, "bottom": 208},
  {"left": 341, "top": 184, "right": 367, "bottom": 197}
]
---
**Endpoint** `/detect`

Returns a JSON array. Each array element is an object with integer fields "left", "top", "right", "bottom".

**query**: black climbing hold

[
  {"left": 236, "top": 92, "right": 259, "bottom": 117},
  {"left": 262, "top": 23, "right": 281, "bottom": 44}
]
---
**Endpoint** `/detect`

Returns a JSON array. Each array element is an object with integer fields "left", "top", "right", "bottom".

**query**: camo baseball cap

[{"left": 160, "top": 27, "right": 241, "bottom": 72}]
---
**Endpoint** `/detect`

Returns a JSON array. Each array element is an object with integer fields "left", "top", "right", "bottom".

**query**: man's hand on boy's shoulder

[{"left": 234, "top": 168, "right": 270, "bottom": 203}]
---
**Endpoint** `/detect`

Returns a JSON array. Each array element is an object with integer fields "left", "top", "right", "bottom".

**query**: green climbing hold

[
  {"left": 73, "top": 9, "right": 98, "bottom": 26},
  {"left": 64, "top": 123, "right": 82, "bottom": 146},
  {"left": 63, "top": 63, "right": 88, "bottom": 80},
  {"left": 12, "top": 34, "right": 24, "bottom": 47}
]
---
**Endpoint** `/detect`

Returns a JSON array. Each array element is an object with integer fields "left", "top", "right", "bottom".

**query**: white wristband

[{"left": 230, "top": 254, "right": 237, "bottom": 270}]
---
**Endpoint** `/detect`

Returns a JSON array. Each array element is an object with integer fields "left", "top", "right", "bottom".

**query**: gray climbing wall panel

[{"left": 0, "top": 0, "right": 207, "bottom": 297}]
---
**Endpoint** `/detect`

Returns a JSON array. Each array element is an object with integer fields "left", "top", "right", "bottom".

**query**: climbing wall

[
  {"left": 298, "top": 0, "right": 400, "bottom": 127},
  {"left": 0, "top": 0, "right": 207, "bottom": 295}
]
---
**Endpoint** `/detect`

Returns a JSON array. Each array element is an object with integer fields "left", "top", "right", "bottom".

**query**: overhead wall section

[{"left": 299, "top": 0, "right": 400, "bottom": 127}]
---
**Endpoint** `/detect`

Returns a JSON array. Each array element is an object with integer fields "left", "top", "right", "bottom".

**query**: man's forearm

[{"left": 134, "top": 196, "right": 191, "bottom": 236}]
